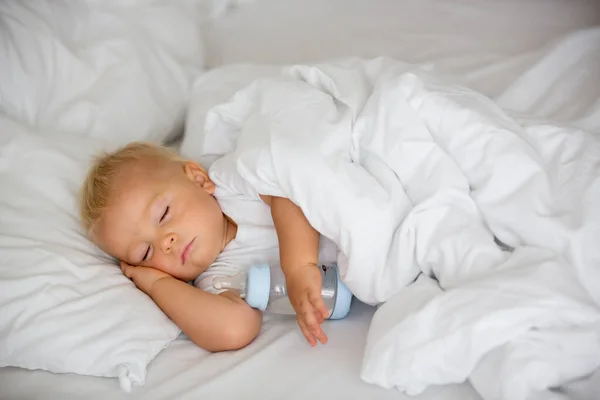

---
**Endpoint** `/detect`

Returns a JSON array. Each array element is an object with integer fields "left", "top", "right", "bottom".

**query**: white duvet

[{"left": 185, "top": 57, "right": 600, "bottom": 400}]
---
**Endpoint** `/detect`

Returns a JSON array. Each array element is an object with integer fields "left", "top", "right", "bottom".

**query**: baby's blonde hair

[{"left": 79, "top": 142, "right": 183, "bottom": 235}]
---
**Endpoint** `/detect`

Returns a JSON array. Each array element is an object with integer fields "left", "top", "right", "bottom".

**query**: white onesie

[{"left": 194, "top": 154, "right": 338, "bottom": 294}]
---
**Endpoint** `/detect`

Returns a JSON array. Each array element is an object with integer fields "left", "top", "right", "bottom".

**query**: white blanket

[{"left": 190, "top": 57, "right": 600, "bottom": 400}]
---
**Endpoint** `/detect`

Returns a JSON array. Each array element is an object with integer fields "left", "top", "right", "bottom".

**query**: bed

[{"left": 1, "top": 1, "right": 599, "bottom": 399}]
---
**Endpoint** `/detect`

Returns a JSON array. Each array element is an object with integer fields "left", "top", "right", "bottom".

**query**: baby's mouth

[{"left": 181, "top": 238, "right": 195, "bottom": 265}]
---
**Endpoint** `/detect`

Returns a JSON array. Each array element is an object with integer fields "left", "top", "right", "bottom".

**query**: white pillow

[
  {"left": 0, "top": 0, "right": 204, "bottom": 144},
  {"left": 0, "top": 117, "right": 180, "bottom": 391}
]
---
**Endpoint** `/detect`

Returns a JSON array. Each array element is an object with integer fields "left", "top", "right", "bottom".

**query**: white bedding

[
  {"left": 192, "top": 56, "right": 600, "bottom": 399},
  {"left": 1, "top": 0, "right": 599, "bottom": 399},
  {"left": 201, "top": 0, "right": 600, "bottom": 103}
]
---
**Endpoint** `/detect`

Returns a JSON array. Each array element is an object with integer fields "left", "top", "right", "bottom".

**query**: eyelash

[
  {"left": 142, "top": 247, "right": 150, "bottom": 262},
  {"left": 160, "top": 206, "right": 170, "bottom": 223},
  {"left": 141, "top": 206, "right": 170, "bottom": 262}
]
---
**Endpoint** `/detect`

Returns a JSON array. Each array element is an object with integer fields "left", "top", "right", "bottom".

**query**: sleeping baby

[{"left": 79, "top": 142, "right": 337, "bottom": 351}]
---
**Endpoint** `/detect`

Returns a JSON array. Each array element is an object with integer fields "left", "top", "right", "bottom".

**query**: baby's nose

[{"left": 161, "top": 233, "right": 177, "bottom": 254}]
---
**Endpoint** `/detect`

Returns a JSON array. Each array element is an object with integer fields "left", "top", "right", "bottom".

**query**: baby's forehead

[
  {"left": 103, "top": 162, "right": 165, "bottom": 218},
  {"left": 95, "top": 173, "right": 157, "bottom": 259}
]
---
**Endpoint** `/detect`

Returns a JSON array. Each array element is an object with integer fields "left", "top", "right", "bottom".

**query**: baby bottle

[{"left": 213, "top": 262, "right": 353, "bottom": 320}]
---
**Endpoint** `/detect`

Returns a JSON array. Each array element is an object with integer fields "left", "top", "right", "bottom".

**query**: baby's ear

[{"left": 184, "top": 161, "right": 215, "bottom": 194}]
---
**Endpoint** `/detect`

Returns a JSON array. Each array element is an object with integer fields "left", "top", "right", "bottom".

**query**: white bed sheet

[
  {"left": 2, "top": 0, "right": 599, "bottom": 399},
  {"left": 0, "top": 301, "right": 481, "bottom": 400}
]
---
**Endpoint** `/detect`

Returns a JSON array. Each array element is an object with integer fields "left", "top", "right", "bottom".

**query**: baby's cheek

[
  {"left": 190, "top": 247, "right": 213, "bottom": 273},
  {"left": 149, "top": 254, "right": 176, "bottom": 275}
]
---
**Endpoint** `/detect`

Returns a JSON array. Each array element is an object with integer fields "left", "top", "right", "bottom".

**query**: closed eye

[
  {"left": 159, "top": 206, "right": 170, "bottom": 223},
  {"left": 141, "top": 246, "right": 151, "bottom": 262}
]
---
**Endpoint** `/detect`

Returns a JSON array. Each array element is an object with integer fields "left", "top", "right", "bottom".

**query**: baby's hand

[
  {"left": 120, "top": 261, "right": 171, "bottom": 296},
  {"left": 285, "top": 263, "right": 329, "bottom": 346}
]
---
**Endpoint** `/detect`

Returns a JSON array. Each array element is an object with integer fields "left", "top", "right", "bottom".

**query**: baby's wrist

[
  {"left": 147, "top": 274, "right": 174, "bottom": 297},
  {"left": 283, "top": 262, "right": 318, "bottom": 281}
]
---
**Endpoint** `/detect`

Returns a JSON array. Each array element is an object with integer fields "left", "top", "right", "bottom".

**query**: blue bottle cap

[
  {"left": 329, "top": 268, "right": 353, "bottom": 320},
  {"left": 245, "top": 263, "right": 271, "bottom": 311}
]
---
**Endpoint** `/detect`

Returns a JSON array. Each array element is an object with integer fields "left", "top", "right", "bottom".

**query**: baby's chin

[{"left": 175, "top": 263, "right": 209, "bottom": 283}]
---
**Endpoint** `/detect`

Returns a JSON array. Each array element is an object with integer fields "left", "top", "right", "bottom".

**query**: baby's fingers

[
  {"left": 308, "top": 289, "right": 329, "bottom": 323},
  {"left": 299, "top": 299, "right": 319, "bottom": 330},
  {"left": 297, "top": 318, "right": 317, "bottom": 347},
  {"left": 120, "top": 261, "right": 134, "bottom": 278},
  {"left": 299, "top": 301, "right": 327, "bottom": 345}
]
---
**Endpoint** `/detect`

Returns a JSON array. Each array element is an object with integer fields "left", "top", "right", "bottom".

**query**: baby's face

[{"left": 93, "top": 158, "right": 226, "bottom": 281}]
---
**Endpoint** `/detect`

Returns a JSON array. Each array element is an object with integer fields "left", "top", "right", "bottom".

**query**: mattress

[{"left": 1, "top": 0, "right": 599, "bottom": 399}]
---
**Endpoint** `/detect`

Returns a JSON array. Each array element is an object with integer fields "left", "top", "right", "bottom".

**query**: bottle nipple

[{"left": 212, "top": 273, "right": 247, "bottom": 298}]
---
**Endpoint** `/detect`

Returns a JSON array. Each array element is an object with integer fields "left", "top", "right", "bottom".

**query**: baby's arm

[
  {"left": 260, "top": 195, "right": 329, "bottom": 346},
  {"left": 121, "top": 263, "right": 261, "bottom": 352}
]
